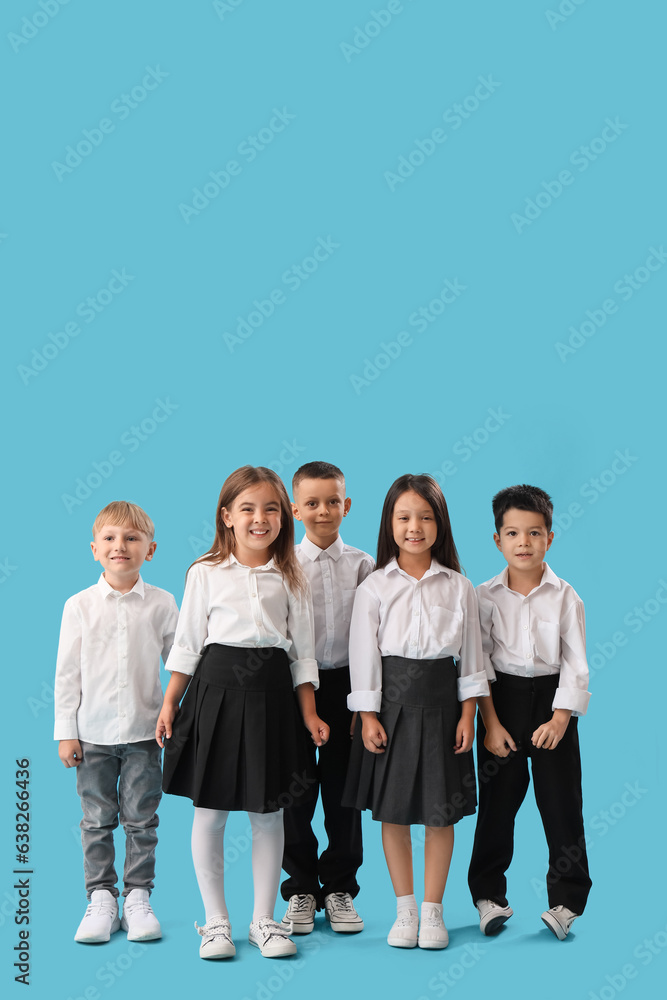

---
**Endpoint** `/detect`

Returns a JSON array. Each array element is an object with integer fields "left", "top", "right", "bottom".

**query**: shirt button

[
  {"left": 251, "top": 591, "right": 257, "bottom": 597},
  {"left": 523, "top": 625, "right": 528, "bottom": 630},
  {"left": 410, "top": 640, "right": 417, "bottom": 646},
  {"left": 119, "top": 624, "right": 126, "bottom": 630},
  {"left": 255, "top": 620, "right": 262, "bottom": 627},
  {"left": 119, "top": 682, "right": 127, "bottom": 688},
  {"left": 119, "top": 712, "right": 126, "bottom": 718}
]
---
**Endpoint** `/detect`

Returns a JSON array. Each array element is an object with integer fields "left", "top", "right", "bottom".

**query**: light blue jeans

[{"left": 76, "top": 740, "right": 162, "bottom": 899}]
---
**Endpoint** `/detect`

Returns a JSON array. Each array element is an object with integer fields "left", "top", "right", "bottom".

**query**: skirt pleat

[
  {"left": 343, "top": 656, "right": 477, "bottom": 826},
  {"left": 162, "top": 644, "right": 310, "bottom": 813}
]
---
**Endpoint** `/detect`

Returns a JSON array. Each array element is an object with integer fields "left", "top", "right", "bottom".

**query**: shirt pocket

[
  {"left": 341, "top": 589, "right": 357, "bottom": 624},
  {"left": 535, "top": 620, "right": 561, "bottom": 666},
  {"left": 429, "top": 605, "right": 464, "bottom": 652}
]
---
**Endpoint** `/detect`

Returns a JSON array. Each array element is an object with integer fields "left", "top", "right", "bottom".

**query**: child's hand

[
  {"left": 484, "top": 723, "right": 517, "bottom": 758},
  {"left": 59, "top": 739, "right": 83, "bottom": 768},
  {"left": 305, "top": 715, "right": 330, "bottom": 747},
  {"left": 532, "top": 709, "right": 571, "bottom": 750},
  {"left": 155, "top": 702, "right": 178, "bottom": 748},
  {"left": 349, "top": 711, "right": 358, "bottom": 739},
  {"left": 361, "top": 713, "right": 387, "bottom": 754},
  {"left": 454, "top": 717, "right": 474, "bottom": 754}
]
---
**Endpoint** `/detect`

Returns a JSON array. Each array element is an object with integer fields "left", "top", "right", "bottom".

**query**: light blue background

[{"left": 3, "top": 2, "right": 665, "bottom": 998}]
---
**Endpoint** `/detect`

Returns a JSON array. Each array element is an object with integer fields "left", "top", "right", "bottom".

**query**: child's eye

[
  {"left": 329, "top": 499, "right": 340, "bottom": 506},
  {"left": 507, "top": 531, "right": 516, "bottom": 536}
]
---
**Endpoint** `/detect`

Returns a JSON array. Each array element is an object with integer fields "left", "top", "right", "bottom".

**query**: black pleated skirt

[
  {"left": 343, "top": 655, "right": 477, "bottom": 826},
  {"left": 162, "top": 644, "right": 310, "bottom": 813}
]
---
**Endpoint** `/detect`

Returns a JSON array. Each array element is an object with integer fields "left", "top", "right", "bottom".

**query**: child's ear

[
  {"left": 144, "top": 542, "right": 157, "bottom": 562},
  {"left": 90, "top": 540, "right": 99, "bottom": 562},
  {"left": 493, "top": 532, "right": 502, "bottom": 551},
  {"left": 343, "top": 497, "right": 352, "bottom": 517},
  {"left": 291, "top": 502, "right": 302, "bottom": 521},
  {"left": 546, "top": 531, "right": 554, "bottom": 551},
  {"left": 221, "top": 506, "right": 233, "bottom": 528}
]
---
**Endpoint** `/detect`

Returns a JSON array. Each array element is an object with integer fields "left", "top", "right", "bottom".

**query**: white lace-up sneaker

[
  {"left": 249, "top": 918, "right": 297, "bottom": 958},
  {"left": 195, "top": 916, "right": 236, "bottom": 959},
  {"left": 475, "top": 898, "right": 514, "bottom": 935},
  {"left": 281, "top": 894, "right": 317, "bottom": 934},
  {"left": 74, "top": 889, "right": 120, "bottom": 943},
  {"left": 541, "top": 905, "right": 578, "bottom": 940},
  {"left": 121, "top": 889, "right": 161, "bottom": 941},
  {"left": 418, "top": 903, "right": 448, "bottom": 949},
  {"left": 387, "top": 907, "right": 419, "bottom": 948},
  {"left": 324, "top": 892, "right": 364, "bottom": 933}
]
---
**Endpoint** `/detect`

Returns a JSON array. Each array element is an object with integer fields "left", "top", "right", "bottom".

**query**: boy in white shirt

[
  {"left": 54, "top": 502, "right": 178, "bottom": 944},
  {"left": 468, "top": 485, "right": 591, "bottom": 940},
  {"left": 280, "top": 462, "right": 374, "bottom": 934}
]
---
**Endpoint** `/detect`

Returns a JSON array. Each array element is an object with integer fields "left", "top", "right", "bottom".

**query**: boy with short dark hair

[
  {"left": 468, "top": 485, "right": 591, "bottom": 940},
  {"left": 280, "top": 462, "right": 374, "bottom": 934},
  {"left": 55, "top": 501, "right": 178, "bottom": 944}
]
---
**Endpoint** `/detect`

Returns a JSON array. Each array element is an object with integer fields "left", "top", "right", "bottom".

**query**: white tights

[{"left": 191, "top": 806, "right": 284, "bottom": 924}]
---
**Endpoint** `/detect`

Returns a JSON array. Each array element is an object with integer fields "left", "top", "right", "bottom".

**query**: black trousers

[
  {"left": 468, "top": 672, "right": 592, "bottom": 914},
  {"left": 281, "top": 666, "right": 363, "bottom": 908}
]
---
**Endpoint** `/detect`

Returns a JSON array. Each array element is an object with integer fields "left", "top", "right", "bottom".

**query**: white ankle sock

[
  {"left": 422, "top": 901, "right": 443, "bottom": 914},
  {"left": 397, "top": 893, "right": 418, "bottom": 912}
]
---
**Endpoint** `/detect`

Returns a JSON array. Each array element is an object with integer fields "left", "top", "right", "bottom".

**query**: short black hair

[
  {"left": 292, "top": 461, "right": 345, "bottom": 492},
  {"left": 492, "top": 484, "right": 553, "bottom": 533}
]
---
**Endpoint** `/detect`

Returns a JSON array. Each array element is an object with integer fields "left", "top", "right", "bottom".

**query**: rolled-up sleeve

[
  {"left": 54, "top": 600, "right": 83, "bottom": 740},
  {"left": 477, "top": 593, "right": 497, "bottom": 683},
  {"left": 457, "top": 581, "right": 490, "bottom": 701},
  {"left": 347, "top": 582, "right": 383, "bottom": 712},
  {"left": 553, "top": 599, "right": 590, "bottom": 716},
  {"left": 286, "top": 583, "right": 318, "bottom": 689},
  {"left": 165, "top": 567, "right": 208, "bottom": 676}
]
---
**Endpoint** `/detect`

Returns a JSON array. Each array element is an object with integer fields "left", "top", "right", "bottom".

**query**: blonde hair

[
  {"left": 193, "top": 466, "right": 305, "bottom": 594},
  {"left": 92, "top": 501, "right": 155, "bottom": 540}
]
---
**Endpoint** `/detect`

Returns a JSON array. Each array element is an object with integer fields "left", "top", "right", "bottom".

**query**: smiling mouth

[{"left": 250, "top": 529, "right": 269, "bottom": 536}]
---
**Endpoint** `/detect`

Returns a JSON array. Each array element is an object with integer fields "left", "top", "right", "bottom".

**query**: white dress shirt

[
  {"left": 54, "top": 574, "right": 178, "bottom": 744},
  {"left": 296, "top": 535, "right": 374, "bottom": 669},
  {"left": 347, "top": 558, "right": 489, "bottom": 712},
  {"left": 165, "top": 555, "right": 319, "bottom": 689},
  {"left": 476, "top": 563, "right": 590, "bottom": 716}
]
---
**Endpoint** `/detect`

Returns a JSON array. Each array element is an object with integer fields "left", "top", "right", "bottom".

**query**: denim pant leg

[
  {"left": 76, "top": 742, "right": 121, "bottom": 899},
  {"left": 118, "top": 741, "right": 162, "bottom": 896}
]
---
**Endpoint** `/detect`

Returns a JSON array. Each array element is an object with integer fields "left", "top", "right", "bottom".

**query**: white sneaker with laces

[
  {"left": 121, "top": 889, "right": 161, "bottom": 941},
  {"left": 541, "top": 905, "right": 578, "bottom": 940},
  {"left": 418, "top": 903, "right": 448, "bottom": 949},
  {"left": 281, "top": 894, "right": 316, "bottom": 934},
  {"left": 324, "top": 892, "right": 364, "bottom": 933},
  {"left": 249, "top": 918, "right": 297, "bottom": 958},
  {"left": 195, "top": 916, "right": 236, "bottom": 959},
  {"left": 74, "top": 889, "right": 120, "bottom": 943},
  {"left": 387, "top": 907, "right": 419, "bottom": 948},
  {"left": 475, "top": 898, "right": 514, "bottom": 935}
]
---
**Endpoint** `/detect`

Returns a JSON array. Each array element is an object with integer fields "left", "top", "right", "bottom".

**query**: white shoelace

[
  {"left": 393, "top": 909, "right": 418, "bottom": 928},
  {"left": 290, "top": 895, "right": 314, "bottom": 914},
  {"left": 327, "top": 893, "right": 354, "bottom": 914}
]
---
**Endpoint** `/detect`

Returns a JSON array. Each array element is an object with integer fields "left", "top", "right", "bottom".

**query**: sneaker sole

[
  {"left": 74, "top": 917, "right": 121, "bottom": 944},
  {"left": 387, "top": 935, "right": 417, "bottom": 948},
  {"left": 249, "top": 938, "right": 297, "bottom": 958},
  {"left": 326, "top": 916, "right": 364, "bottom": 933},
  {"left": 541, "top": 913, "right": 568, "bottom": 940},
  {"left": 200, "top": 945, "right": 236, "bottom": 959},
  {"left": 281, "top": 919, "right": 314, "bottom": 934},
  {"left": 121, "top": 916, "right": 162, "bottom": 942},
  {"left": 481, "top": 912, "right": 513, "bottom": 936},
  {"left": 418, "top": 937, "right": 448, "bottom": 950}
]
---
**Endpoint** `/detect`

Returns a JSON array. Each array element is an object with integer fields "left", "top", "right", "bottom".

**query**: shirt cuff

[
  {"left": 347, "top": 690, "right": 382, "bottom": 712},
  {"left": 54, "top": 720, "right": 79, "bottom": 740},
  {"left": 165, "top": 645, "right": 202, "bottom": 676},
  {"left": 552, "top": 686, "right": 591, "bottom": 716},
  {"left": 458, "top": 671, "right": 491, "bottom": 701},
  {"left": 290, "top": 658, "right": 319, "bottom": 690}
]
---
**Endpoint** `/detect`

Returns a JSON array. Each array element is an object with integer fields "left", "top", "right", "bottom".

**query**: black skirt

[
  {"left": 343, "top": 655, "right": 477, "bottom": 826},
  {"left": 162, "top": 644, "right": 311, "bottom": 813}
]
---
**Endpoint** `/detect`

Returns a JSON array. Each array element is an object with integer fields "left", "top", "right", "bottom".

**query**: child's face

[
  {"left": 292, "top": 477, "right": 350, "bottom": 548},
  {"left": 494, "top": 508, "right": 553, "bottom": 573},
  {"left": 392, "top": 490, "right": 437, "bottom": 558},
  {"left": 222, "top": 482, "right": 282, "bottom": 562},
  {"left": 91, "top": 523, "right": 156, "bottom": 586}
]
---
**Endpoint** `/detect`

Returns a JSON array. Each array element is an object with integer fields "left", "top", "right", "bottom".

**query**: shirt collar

[
  {"left": 223, "top": 553, "right": 276, "bottom": 571},
  {"left": 489, "top": 562, "right": 561, "bottom": 594},
  {"left": 299, "top": 535, "right": 344, "bottom": 562},
  {"left": 384, "top": 557, "right": 451, "bottom": 579},
  {"left": 96, "top": 573, "right": 145, "bottom": 599}
]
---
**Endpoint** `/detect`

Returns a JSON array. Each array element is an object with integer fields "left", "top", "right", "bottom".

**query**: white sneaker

[
  {"left": 281, "top": 894, "right": 316, "bottom": 934},
  {"left": 418, "top": 903, "right": 448, "bottom": 949},
  {"left": 541, "top": 905, "right": 578, "bottom": 940},
  {"left": 475, "top": 898, "right": 513, "bottom": 936},
  {"left": 121, "top": 889, "right": 161, "bottom": 941},
  {"left": 74, "top": 889, "right": 120, "bottom": 943},
  {"left": 249, "top": 918, "right": 297, "bottom": 958},
  {"left": 324, "top": 892, "right": 364, "bottom": 933},
  {"left": 196, "top": 917, "right": 236, "bottom": 959},
  {"left": 387, "top": 908, "right": 419, "bottom": 948}
]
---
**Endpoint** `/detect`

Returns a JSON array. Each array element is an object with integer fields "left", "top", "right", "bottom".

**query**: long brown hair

[
  {"left": 192, "top": 466, "right": 306, "bottom": 594},
  {"left": 376, "top": 474, "right": 462, "bottom": 574}
]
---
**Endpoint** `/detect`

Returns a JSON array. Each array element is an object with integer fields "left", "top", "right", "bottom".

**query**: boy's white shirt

[
  {"left": 54, "top": 573, "right": 179, "bottom": 743},
  {"left": 476, "top": 562, "right": 590, "bottom": 716},
  {"left": 296, "top": 534, "right": 374, "bottom": 669}
]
